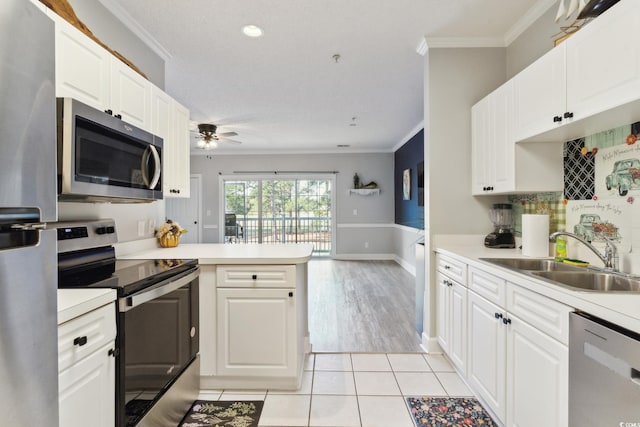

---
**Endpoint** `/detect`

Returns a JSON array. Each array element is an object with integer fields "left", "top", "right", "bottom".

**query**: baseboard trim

[
  {"left": 420, "top": 335, "right": 442, "bottom": 354},
  {"left": 332, "top": 253, "right": 395, "bottom": 260}
]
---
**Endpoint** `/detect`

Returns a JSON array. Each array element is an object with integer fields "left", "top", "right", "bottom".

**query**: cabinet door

[
  {"left": 467, "top": 291, "right": 506, "bottom": 423},
  {"left": 59, "top": 342, "right": 116, "bottom": 427},
  {"left": 110, "top": 58, "right": 152, "bottom": 131},
  {"left": 506, "top": 316, "right": 568, "bottom": 427},
  {"left": 449, "top": 282, "right": 467, "bottom": 376},
  {"left": 166, "top": 101, "right": 191, "bottom": 198},
  {"left": 217, "top": 288, "right": 296, "bottom": 377},
  {"left": 471, "top": 97, "right": 494, "bottom": 195},
  {"left": 54, "top": 16, "right": 110, "bottom": 110},
  {"left": 565, "top": 0, "right": 640, "bottom": 122},
  {"left": 435, "top": 272, "right": 451, "bottom": 354},
  {"left": 513, "top": 44, "right": 566, "bottom": 142},
  {"left": 491, "top": 81, "right": 515, "bottom": 193}
]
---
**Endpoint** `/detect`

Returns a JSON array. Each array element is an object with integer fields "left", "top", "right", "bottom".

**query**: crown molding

[
  {"left": 425, "top": 37, "right": 506, "bottom": 48},
  {"left": 392, "top": 121, "right": 424, "bottom": 152},
  {"left": 504, "top": 0, "right": 558, "bottom": 46},
  {"left": 97, "top": 0, "right": 172, "bottom": 61}
]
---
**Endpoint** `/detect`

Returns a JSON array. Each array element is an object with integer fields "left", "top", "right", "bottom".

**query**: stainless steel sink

[
  {"left": 531, "top": 271, "right": 640, "bottom": 292},
  {"left": 480, "top": 258, "right": 584, "bottom": 272}
]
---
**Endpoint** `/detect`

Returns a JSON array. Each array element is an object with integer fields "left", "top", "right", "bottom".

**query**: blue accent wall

[{"left": 394, "top": 129, "right": 424, "bottom": 229}]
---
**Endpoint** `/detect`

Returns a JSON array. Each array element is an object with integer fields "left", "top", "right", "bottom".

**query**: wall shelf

[{"left": 348, "top": 188, "right": 380, "bottom": 196}]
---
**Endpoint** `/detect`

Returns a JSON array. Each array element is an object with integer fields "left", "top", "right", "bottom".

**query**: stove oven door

[{"left": 116, "top": 267, "right": 199, "bottom": 427}]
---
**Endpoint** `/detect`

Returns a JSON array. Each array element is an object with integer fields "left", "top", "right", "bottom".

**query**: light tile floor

[{"left": 198, "top": 353, "right": 473, "bottom": 427}]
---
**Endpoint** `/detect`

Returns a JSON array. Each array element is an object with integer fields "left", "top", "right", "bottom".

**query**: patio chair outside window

[{"left": 225, "top": 213, "right": 243, "bottom": 243}]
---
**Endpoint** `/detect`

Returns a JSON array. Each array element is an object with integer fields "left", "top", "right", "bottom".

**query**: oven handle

[{"left": 119, "top": 268, "right": 199, "bottom": 312}]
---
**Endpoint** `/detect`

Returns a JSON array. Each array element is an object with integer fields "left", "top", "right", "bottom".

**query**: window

[{"left": 221, "top": 176, "right": 334, "bottom": 256}]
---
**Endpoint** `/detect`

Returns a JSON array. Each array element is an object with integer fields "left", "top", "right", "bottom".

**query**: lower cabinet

[
  {"left": 436, "top": 253, "right": 570, "bottom": 427},
  {"left": 216, "top": 265, "right": 300, "bottom": 380},
  {"left": 216, "top": 287, "right": 297, "bottom": 377},
  {"left": 506, "top": 315, "right": 568, "bottom": 427},
  {"left": 58, "top": 303, "right": 116, "bottom": 427},
  {"left": 436, "top": 271, "right": 467, "bottom": 375},
  {"left": 467, "top": 290, "right": 507, "bottom": 421}
]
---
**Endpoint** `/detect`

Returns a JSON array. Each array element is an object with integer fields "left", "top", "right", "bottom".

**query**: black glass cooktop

[{"left": 59, "top": 258, "right": 198, "bottom": 296}]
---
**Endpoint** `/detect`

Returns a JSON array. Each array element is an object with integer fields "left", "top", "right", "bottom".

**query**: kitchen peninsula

[{"left": 122, "top": 243, "right": 314, "bottom": 390}]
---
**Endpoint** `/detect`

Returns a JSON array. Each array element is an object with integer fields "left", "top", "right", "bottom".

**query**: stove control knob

[
  {"left": 96, "top": 227, "right": 106, "bottom": 235},
  {"left": 106, "top": 226, "right": 115, "bottom": 234}
]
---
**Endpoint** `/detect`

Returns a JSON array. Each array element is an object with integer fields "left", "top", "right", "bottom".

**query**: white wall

[
  {"left": 422, "top": 47, "right": 510, "bottom": 350},
  {"left": 188, "top": 152, "right": 397, "bottom": 257}
]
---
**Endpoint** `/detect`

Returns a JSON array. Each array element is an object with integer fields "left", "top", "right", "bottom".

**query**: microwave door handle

[{"left": 141, "top": 145, "right": 161, "bottom": 189}]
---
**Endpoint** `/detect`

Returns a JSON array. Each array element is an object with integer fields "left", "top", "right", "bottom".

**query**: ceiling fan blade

[
  {"left": 217, "top": 131, "right": 238, "bottom": 137},
  {"left": 221, "top": 138, "right": 242, "bottom": 145}
]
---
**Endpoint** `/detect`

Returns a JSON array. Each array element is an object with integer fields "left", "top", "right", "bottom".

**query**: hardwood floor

[{"left": 308, "top": 259, "right": 423, "bottom": 353}]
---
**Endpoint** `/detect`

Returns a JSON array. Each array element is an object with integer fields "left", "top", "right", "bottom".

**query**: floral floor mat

[
  {"left": 179, "top": 400, "right": 263, "bottom": 427},
  {"left": 406, "top": 397, "right": 496, "bottom": 427}
]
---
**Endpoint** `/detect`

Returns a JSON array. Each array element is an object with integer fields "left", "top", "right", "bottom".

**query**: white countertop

[
  {"left": 57, "top": 288, "right": 117, "bottom": 325},
  {"left": 120, "top": 243, "right": 314, "bottom": 265},
  {"left": 434, "top": 234, "right": 640, "bottom": 334}
]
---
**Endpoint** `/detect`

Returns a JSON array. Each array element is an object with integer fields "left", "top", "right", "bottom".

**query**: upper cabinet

[
  {"left": 54, "top": 15, "right": 152, "bottom": 132},
  {"left": 515, "top": 0, "right": 640, "bottom": 143},
  {"left": 472, "top": 81, "right": 515, "bottom": 195},
  {"left": 53, "top": 12, "right": 192, "bottom": 197},
  {"left": 514, "top": 45, "right": 566, "bottom": 142},
  {"left": 471, "top": 81, "right": 563, "bottom": 196}
]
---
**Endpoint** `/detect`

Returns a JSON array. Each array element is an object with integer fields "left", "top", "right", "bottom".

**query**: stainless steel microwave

[{"left": 56, "top": 97, "right": 163, "bottom": 203}]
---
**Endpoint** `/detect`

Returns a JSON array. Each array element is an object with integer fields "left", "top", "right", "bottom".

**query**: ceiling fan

[{"left": 192, "top": 123, "right": 242, "bottom": 150}]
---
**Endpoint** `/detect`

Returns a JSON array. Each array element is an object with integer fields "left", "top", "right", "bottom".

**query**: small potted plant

[{"left": 156, "top": 219, "right": 187, "bottom": 248}]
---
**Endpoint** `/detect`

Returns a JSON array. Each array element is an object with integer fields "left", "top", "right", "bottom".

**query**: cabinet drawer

[
  {"left": 507, "top": 283, "right": 572, "bottom": 345},
  {"left": 436, "top": 253, "right": 467, "bottom": 285},
  {"left": 217, "top": 265, "right": 296, "bottom": 288},
  {"left": 58, "top": 303, "right": 116, "bottom": 372},
  {"left": 469, "top": 267, "right": 506, "bottom": 307}
]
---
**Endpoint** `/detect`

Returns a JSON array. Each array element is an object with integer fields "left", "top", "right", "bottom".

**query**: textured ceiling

[{"left": 100, "top": 0, "right": 554, "bottom": 154}]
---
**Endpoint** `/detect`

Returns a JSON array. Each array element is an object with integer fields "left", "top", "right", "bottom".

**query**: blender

[{"left": 484, "top": 203, "right": 516, "bottom": 248}]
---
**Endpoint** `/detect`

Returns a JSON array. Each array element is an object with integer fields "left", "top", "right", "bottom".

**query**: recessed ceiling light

[
  {"left": 337, "top": 144, "right": 351, "bottom": 148},
  {"left": 242, "top": 25, "right": 263, "bottom": 38}
]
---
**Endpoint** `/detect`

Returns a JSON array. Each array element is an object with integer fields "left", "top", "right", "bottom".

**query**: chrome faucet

[{"left": 549, "top": 231, "right": 619, "bottom": 271}]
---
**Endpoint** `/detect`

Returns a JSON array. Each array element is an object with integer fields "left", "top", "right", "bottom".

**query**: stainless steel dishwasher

[{"left": 569, "top": 312, "right": 640, "bottom": 427}]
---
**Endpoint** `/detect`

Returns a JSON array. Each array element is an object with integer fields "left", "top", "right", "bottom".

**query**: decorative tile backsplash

[{"left": 511, "top": 120, "right": 640, "bottom": 274}]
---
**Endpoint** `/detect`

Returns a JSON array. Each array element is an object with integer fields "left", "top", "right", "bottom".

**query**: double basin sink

[{"left": 480, "top": 258, "right": 640, "bottom": 293}]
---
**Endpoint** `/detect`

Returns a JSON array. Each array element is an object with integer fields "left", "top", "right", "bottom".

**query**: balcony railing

[{"left": 225, "top": 215, "right": 331, "bottom": 255}]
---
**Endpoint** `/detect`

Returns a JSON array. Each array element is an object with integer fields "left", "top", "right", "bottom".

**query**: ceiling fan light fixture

[
  {"left": 204, "top": 140, "right": 219, "bottom": 150},
  {"left": 242, "top": 25, "right": 263, "bottom": 38}
]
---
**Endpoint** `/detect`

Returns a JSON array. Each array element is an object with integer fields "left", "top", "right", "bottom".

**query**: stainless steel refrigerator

[{"left": 0, "top": 0, "right": 58, "bottom": 425}]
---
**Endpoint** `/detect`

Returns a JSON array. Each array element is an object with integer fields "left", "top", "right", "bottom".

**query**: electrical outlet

[
  {"left": 148, "top": 219, "right": 156, "bottom": 235},
  {"left": 138, "top": 220, "right": 145, "bottom": 237},
  {"left": 206, "top": 210, "right": 211, "bottom": 217}
]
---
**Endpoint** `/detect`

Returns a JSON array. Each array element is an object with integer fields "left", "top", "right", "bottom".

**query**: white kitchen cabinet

[
  {"left": 514, "top": 44, "right": 566, "bottom": 142},
  {"left": 166, "top": 100, "right": 191, "bottom": 198},
  {"left": 217, "top": 287, "right": 297, "bottom": 377},
  {"left": 216, "top": 265, "right": 299, "bottom": 379},
  {"left": 152, "top": 88, "right": 191, "bottom": 198},
  {"left": 54, "top": 15, "right": 110, "bottom": 112},
  {"left": 58, "top": 303, "right": 116, "bottom": 427},
  {"left": 472, "top": 80, "right": 563, "bottom": 196},
  {"left": 109, "top": 57, "right": 152, "bottom": 130},
  {"left": 506, "top": 314, "right": 568, "bottom": 427},
  {"left": 54, "top": 15, "right": 152, "bottom": 132},
  {"left": 435, "top": 254, "right": 467, "bottom": 375},
  {"left": 467, "top": 290, "right": 507, "bottom": 422},
  {"left": 514, "top": 0, "right": 640, "bottom": 143},
  {"left": 471, "top": 81, "right": 514, "bottom": 195},
  {"left": 466, "top": 265, "right": 570, "bottom": 426}
]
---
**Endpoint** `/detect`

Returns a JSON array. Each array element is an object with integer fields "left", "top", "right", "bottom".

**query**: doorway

[{"left": 220, "top": 176, "right": 335, "bottom": 256}]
